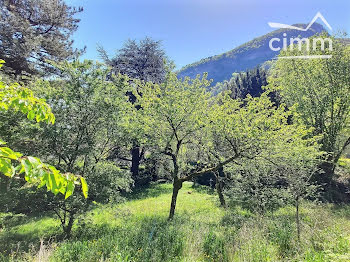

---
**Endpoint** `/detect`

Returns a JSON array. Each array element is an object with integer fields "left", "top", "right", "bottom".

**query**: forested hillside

[{"left": 178, "top": 23, "right": 325, "bottom": 84}]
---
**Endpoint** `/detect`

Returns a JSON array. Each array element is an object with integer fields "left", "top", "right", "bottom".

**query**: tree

[
  {"left": 211, "top": 67, "right": 268, "bottom": 98},
  {"left": 35, "top": 60, "right": 128, "bottom": 174},
  {"left": 0, "top": 60, "right": 87, "bottom": 198},
  {"left": 99, "top": 37, "right": 168, "bottom": 84},
  {"left": 218, "top": 95, "right": 322, "bottom": 241},
  {"left": 226, "top": 144, "right": 320, "bottom": 241},
  {"left": 0, "top": 0, "right": 82, "bottom": 78},
  {"left": 131, "top": 68, "right": 317, "bottom": 220},
  {"left": 198, "top": 67, "right": 271, "bottom": 191},
  {"left": 267, "top": 35, "right": 350, "bottom": 186},
  {"left": 281, "top": 156, "right": 320, "bottom": 242},
  {"left": 99, "top": 37, "right": 170, "bottom": 182},
  {"left": 208, "top": 92, "right": 320, "bottom": 207},
  {"left": 34, "top": 59, "right": 132, "bottom": 238},
  {"left": 260, "top": 124, "right": 321, "bottom": 241},
  {"left": 129, "top": 72, "right": 214, "bottom": 219}
]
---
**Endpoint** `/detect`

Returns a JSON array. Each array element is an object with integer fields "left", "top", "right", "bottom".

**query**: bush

[
  {"left": 225, "top": 163, "right": 289, "bottom": 214},
  {"left": 0, "top": 212, "right": 27, "bottom": 229},
  {"left": 0, "top": 177, "right": 52, "bottom": 215},
  {"left": 85, "top": 161, "right": 133, "bottom": 203}
]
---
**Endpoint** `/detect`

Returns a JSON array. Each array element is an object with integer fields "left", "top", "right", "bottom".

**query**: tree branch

[{"left": 180, "top": 154, "right": 239, "bottom": 182}]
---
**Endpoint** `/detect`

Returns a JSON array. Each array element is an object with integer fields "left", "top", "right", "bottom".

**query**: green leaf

[
  {"left": 49, "top": 173, "right": 59, "bottom": 194},
  {"left": 0, "top": 158, "right": 14, "bottom": 177},
  {"left": 0, "top": 66, "right": 78, "bottom": 199},
  {"left": 80, "top": 176, "right": 88, "bottom": 198},
  {"left": 65, "top": 181, "right": 74, "bottom": 199},
  {"left": 27, "top": 110, "right": 35, "bottom": 120},
  {"left": 21, "top": 159, "right": 32, "bottom": 175},
  {"left": 38, "top": 173, "right": 48, "bottom": 188},
  {"left": 0, "top": 147, "right": 21, "bottom": 160}
]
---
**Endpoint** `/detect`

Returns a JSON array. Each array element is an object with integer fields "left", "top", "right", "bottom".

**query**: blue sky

[{"left": 66, "top": 0, "right": 350, "bottom": 69}]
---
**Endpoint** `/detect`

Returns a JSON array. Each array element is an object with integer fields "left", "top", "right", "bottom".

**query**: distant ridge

[{"left": 178, "top": 23, "right": 326, "bottom": 85}]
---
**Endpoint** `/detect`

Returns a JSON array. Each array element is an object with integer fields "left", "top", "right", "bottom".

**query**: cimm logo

[{"left": 268, "top": 12, "right": 333, "bottom": 59}]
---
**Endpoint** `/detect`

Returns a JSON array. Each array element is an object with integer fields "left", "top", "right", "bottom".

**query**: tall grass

[{"left": 1, "top": 182, "right": 350, "bottom": 261}]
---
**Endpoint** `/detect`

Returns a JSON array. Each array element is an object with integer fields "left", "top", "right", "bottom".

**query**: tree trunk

[
  {"left": 131, "top": 146, "right": 141, "bottom": 180},
  {"left": 215, "top": 168, "right": 226, "bottom": 208},
  {"left": 63, "top": 211, "right": 75, "bottom": 239},
  {"left": 168, "top": 177, "right": 183, "bottom": 220}
]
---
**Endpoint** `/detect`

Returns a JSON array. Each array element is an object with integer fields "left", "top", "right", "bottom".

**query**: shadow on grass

[
  {"left": 330, "top": 204, "right": 350, "bottom": 219},
  {"left": 0, "top": 211, "right": 58, "bottom": 229},
  {"left": 125, "top": 182, "right": 174, "bottom": 200},
  {"left": 191, "top": 182, "right": 216, "bottom": 195},
  {"left": 125, "top": 180, "right": 217, "bottom": 202},
  {"left": 0, "top": 224, "right": 62, "bottom": 256}
]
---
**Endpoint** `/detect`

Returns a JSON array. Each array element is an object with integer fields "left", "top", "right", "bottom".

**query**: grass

[{"left": 1, "top": 182, "right": 350, "bottom": 261}]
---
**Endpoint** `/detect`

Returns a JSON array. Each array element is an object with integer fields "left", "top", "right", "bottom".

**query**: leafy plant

[{"left": 0, "top": 60, "right": 87, "bottom": 198}]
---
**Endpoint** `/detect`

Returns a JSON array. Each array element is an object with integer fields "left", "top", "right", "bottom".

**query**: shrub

[
  {"left": 0, "top": 212, "right": 27, "bottom": 229},
  {"left": 85, "top": 161, "right": 133, "bottom": 204}
]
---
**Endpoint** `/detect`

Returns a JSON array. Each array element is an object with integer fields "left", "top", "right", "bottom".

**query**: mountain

[{"left": 178, "top": 23, "right": 326, "bottom": 85}]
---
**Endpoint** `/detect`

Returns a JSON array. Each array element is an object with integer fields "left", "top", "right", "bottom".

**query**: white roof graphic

[{"left": 268, "top": 12, "right": 332, "bottom": 31}]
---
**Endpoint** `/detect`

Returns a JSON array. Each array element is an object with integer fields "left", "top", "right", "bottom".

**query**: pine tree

[
  {"left": 0, "top": 0, "right": 82, "bottom": 78},
  {"left": 217, "top": 67, "right": 267, "bottom": 99}
]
